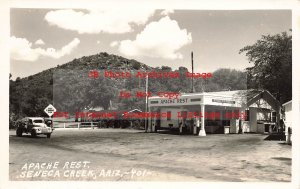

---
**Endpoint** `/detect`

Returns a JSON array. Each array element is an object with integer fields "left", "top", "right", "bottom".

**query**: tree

[
  {"left": 239, "top": 31, "right": 292, "bottom": 103},
  {"left": 85, "top": 74, "right": 117, "bottom": 110},
  {"left": 193, "top": 68, "right": 246, "bottom": 92},
  {"left": 208, "top": 68, "right": 247, "bottom": 91}
]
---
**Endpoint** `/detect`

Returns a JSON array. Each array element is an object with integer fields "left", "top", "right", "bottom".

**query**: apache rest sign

[{"left": 44, "top": 104, "right": 56, "bottom": 117}]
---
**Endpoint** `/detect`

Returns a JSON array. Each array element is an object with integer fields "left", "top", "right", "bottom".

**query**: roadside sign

[{"left": 44, "top": 104, "right": 56, "bottom": 117}]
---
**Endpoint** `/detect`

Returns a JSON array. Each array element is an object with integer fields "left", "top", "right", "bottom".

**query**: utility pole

[
  {"left": 145, "top": 74, "right": 149, "bottom": 132},
  {"left": 191, "top": 51, "right": 194, "bottom": 93}
]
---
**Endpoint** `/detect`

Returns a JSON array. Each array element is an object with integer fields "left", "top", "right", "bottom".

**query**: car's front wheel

[
  {"left": 46, "top": 133, "right": 51, "bottom": 138},
  {"left": 31, "top": 129, "right": 37, "bottom": 138},
  {"left": 16, "top": 127, "right": 23, "bottom": 137}
]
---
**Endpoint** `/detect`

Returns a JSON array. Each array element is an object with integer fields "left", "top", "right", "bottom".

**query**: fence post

[
  {"left": 78, "top": 122, "right": 80, "bottom": 129},
  {"left": 64, "top": 123, "right": 66, "bottom": 129}
]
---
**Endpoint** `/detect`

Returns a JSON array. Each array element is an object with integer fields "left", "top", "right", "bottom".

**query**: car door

[{"left": 27, "top": 119, "right": 34, "bottom": 132}]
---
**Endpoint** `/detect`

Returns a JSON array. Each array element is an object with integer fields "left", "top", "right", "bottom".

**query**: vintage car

[{"left": 16, "top": 117, "right": 53, "bottom": 138}]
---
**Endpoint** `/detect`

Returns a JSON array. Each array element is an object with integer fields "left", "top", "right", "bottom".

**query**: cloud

[
  {"left": 110, "top": 41, "right": 119, "bottom": 47},
  {"left": 35, "top": 39, "right": 45, "bottom": 45},
  {"left": 161, "top": 9, "right": 174, "bottom": 16},
  {"left": 117, "top": 16, "right": 192, "bottom": 60},
  {"left": 10, "top": 36, "right": 80, "bottom": 61},
  {"left": 44, "top": 9, "right": 155, "bottom": 34}
]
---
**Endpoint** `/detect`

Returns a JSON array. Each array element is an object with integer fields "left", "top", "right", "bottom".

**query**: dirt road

[{"left": 9, "top": 129, "right": 291, "bottom": 181}]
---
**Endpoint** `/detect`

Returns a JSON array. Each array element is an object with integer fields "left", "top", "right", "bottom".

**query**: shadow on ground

[{"left": 264, "top": 133, "right": 285, "bottom": 141}]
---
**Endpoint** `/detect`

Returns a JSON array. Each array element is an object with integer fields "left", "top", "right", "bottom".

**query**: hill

[{"left": 9, "top": 52, "right": 247, "bottom": 121}]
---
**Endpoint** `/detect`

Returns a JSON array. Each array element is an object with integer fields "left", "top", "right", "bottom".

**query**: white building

[
  {"left": 147, "top": 90, "right": 281, "bottom": 135},
  {"left": 282, "top": 100, "right": 292, "bottom": 143}
]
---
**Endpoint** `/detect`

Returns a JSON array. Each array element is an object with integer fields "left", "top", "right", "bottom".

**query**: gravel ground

[{"left": 9, "top": 128, "right": 291, "bottom": 182}]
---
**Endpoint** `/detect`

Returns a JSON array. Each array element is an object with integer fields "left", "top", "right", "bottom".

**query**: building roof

[
  {"left": 169, "top": 89, "right": 276, "bottom": 101},
  {"left": 150, "top": 89, "right": 258, "bottom": 99},
  {"left": 202, "top": 90, "right": 248, "bottom": 96},
  {"left": 88, "top": 108, "right": 143, "bottom": 118},
  {"left": 148, "top": 89, "right": 281, "bottom": 109},
  {"left": 282, "top": 100, "right": 292, "bottom": 106}
]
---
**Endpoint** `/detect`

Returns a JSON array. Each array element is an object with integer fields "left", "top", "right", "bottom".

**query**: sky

[{"left": 10, "top": 9, "right": 291, "bottom": 79}]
